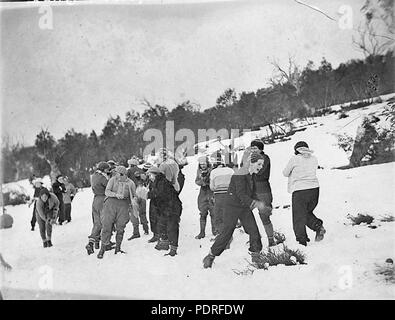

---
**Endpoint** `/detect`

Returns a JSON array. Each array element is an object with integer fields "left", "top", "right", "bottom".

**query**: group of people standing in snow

[
  {"left": 29, "top": 175, "right": 77, "bottom": 248},
  {"left": 85, "top": 148, "right": 185, "bottom": 259},
  {"left": 201, "top": 139, "right": 326, "bottom": 268},
  {"left": 27, "top": 139, "right": 326, "bottom": 268}
]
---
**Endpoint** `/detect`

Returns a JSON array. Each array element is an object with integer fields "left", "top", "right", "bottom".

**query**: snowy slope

[{"left": 1, "top": 98, "right": 394, "bottom": 300}]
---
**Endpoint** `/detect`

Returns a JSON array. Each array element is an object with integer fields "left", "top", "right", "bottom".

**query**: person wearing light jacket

[
  {"left": 209, "top": 159, "right": 234, "bottom": 236},
  {"left": 35, "top": 188, "right": 59, "bottom": 248},
  {"left": 97, "top": 166, "right": 136, "bottom": 259},
  {"left": 283, "top": 141, "right": 326, "bottom": 246},
  {"left": 127, "top": 158, "right": 149, "bottom": 239}
]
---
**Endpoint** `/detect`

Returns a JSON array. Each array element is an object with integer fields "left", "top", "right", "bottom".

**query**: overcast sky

[{"left": 1, "top": 0, "right": 367, "bottom": 146}]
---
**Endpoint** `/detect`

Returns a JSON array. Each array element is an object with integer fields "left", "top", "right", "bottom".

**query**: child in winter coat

[
  {"left": 35, "top": 188, "right": 59, "bottom": 248},
  {"left": 283, "top": 141, "right": 326, "bottom": 246},
  {"left": 147, "top": 166, "right": 182, "bottom": 256}
]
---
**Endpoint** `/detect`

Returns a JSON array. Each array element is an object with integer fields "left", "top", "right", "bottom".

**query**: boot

[
  {"left": 203, "top": 252, "right": 215, "bottom": 268},
  {"left": 155, "top": 239, "right": 170, "bottom": 251},
  {"left": 195, "top": 218, "right": 206, "bottom": 239},
  {"left": 114, "top": 244, "right": 126, "bottom": 254},
  {"left": 105, "top": 243, "right": 115, "bottom": 251},
  {"left": 148, "top": 233, "right": 159, "bottom": 243},
  {"left": 85, "top": 242, "right": 94, "bottom": 255},
  {"left": 94, "top": 241, "right": 100, "bottom": 250},
  {"left": 128, "top": 225, "right": 140, "bottom": 240},
  {"left": 47, "top": 240, "right": 53, "bottom": 247},
  {"left": 268, "top": 237, "right": 277, "bottom": 247},
  {"left": 97, "top": 244, "right": 106, "bottom": 259},
  {"left": 143, "top": 224, "right": 149, "bottom": 235},
  {"left": 43, "top": 241, "right": 48, "bottom": 248},
  {"left": 315, "top": 225, "right": 326, "bottom": 242},
  {"left": 166, "top": 245, "right": 177, "bottom": 257}
]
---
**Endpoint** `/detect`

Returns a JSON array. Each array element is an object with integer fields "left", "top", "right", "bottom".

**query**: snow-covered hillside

[{"left": 1, "top": 97, "right": 394, "bottom": 300}]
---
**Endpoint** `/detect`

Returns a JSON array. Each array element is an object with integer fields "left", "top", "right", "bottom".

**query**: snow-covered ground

[{"left": 1, "top": 97, "right": 394, "bottom": 300}]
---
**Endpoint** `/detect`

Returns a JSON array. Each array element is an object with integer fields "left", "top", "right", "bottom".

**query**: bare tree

[{"left": 353, "top": 0, "right": 395, "bottom": 57}]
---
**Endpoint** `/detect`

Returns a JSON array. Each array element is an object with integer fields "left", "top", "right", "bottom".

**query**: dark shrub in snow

[{"left": 347, "top": 213, "right": 374, "bottom": 225}]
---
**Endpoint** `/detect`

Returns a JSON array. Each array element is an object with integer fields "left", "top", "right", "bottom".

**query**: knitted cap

[
  {"left": 115, "top": 166, "right": 127, "bottom": 175},
  {"left": 250, "top": 152, "right": 264, "bottom": 163},
  {"left": 127, "top": 158, "right": 139, "bottom": 166},
  {"left": 250, "top": 139, "right": 264, "bottom": 151},
  {"left": 97, "top": 161, "right": 110, "bottom": 172},
  {"left": 294, "top": 141, "right": 309, "bottom": 151}
]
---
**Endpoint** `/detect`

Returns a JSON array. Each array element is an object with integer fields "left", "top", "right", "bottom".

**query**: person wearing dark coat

[
  {"left": 28, "top": 179, "right": 45, "bottom": 231},
  {"left": 202, "top": 153, "right": 267, "bottom": 268},
  {"left": 147, "top": 166, "right": 182, "bottom": 256},
  {"left": 85, "top": 162, "right": 110, "bottom": 255},
  {"left": 241, "top": 140, "right": 277, "bottom": 246},
  {"left": 35, "top": 188, "right": 59, "bottom": 248},
  {"left": 52, "top": 175, "right": 66, "bottom": 225},
  {"left": 195, "top": 156, "right": 215, "bottom": 239}
]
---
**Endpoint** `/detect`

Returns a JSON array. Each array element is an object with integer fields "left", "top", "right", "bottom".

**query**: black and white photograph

[{"left": 0, "top": 0, "right": 394, "bottom": 303}]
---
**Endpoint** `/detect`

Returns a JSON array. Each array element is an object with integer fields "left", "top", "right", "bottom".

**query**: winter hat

[
  {"left": 250, "top": 139, "right": 264, "bottom": 151},
  {"left": 34, "top": 178, "right": 43, "bottom": 186},
  {"left": 97, "top": 161, "right": 110, "bottom": 172},
  {"left": 294, "top": 141, "right": 313, "bottom": 155},
  {"left": 249, "top": 152, "right": 264, "bottom": 163},
  {"left": 198, "top": 156, "right": 209, "bottom": 164},
  {"left": 39, "top": 188, "right": 50, "bottom": 198},
  {"left": 107, "top": 160, "right": 117, "bottom": 168},
  {"left": 143, "top": 162, "right": 153, "bottom": 171},
  {"left": 147, "top": 166, "right": 162, "bottom": 174},
  {"left": 127, "top": 158, "right": 139, "bottom": 166},
  {"left": 114, "top": 166, "right": 127, "bottom": 176}
]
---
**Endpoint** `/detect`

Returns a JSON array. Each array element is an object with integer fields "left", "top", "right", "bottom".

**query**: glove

[{"left": 70, "top": 195, "right": 74, "bottom": 202}]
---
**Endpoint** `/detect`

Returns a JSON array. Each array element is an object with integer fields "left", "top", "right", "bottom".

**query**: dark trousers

[
  {"left": 130, "top": 198, "right": 148, "bottom": 228},
  {"left": 158, "top": 214, "right": 180, "bottom": 247},
  {"left": 64, "top": 203, "right": 72, "bottom": 222},
  {"left": 211, "top": 204, "right": 262, "bottom": 256},
  {"left": 198, "top": 187, "right": 214, "bottom": 219},
  {"left": 256, "top": 193, "right": 273, "bottom": 225},
  {"left": 292, "top": 187, "right": 322, "bottom": 242},
  {"left": 149, "top": 200, "right": 160, "bottom": 235},
  {"left": 36, "top": 212, "right": 52, "bottom": 242},
  {"left": 31, "top": 202, "right": 37, "bottom": 228},
  {"left": 213, "top": 193, "right": 227, "bottom": 234},
  {"left": 56, "top": 195, "right": 65, "bottom": 224}
]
